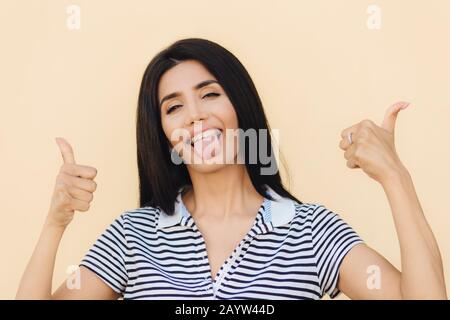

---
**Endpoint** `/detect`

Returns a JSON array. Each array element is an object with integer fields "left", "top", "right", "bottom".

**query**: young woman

[{"left": 16, "top": 38, "right": 447, "bottom": 300}]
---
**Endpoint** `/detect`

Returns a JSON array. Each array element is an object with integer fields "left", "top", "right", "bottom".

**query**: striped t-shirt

[{"left": 79, "top": 186, "right": 364, "bottom": 299}]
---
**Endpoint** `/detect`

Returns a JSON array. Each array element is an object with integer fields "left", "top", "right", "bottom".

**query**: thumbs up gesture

[
  {"left": 46, "top": 137, "right": 98, "bottom": 228},
  {"left": 338, "top": 101, "right": 410, "bottom": 186}
]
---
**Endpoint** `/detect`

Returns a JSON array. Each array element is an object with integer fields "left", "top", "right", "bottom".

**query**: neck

[{"left": 183, "top": 164, "right": 264, "bottom": 221}]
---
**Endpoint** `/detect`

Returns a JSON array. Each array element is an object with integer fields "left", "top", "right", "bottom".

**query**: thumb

[
  {"left": 55, "top": 137, "right": 76, "bottom": 164},
  {"left": 381, "top": 101, "right": 410, "bottom": 135}
]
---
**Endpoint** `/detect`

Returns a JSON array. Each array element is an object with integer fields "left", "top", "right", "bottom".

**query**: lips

[
  {"left": 188, "top": 128, "right": 223, "bottom": 161},
  {"left": 190, "top": 128, "right": 222, "bottom": 147}
]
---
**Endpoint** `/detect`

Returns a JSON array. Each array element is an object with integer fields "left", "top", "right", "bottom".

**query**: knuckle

[
  {"left": 360, "top": 129, "right": 369, "bottom": 137},
  {"left": 61, "top": 163, "right": 73, "bottom": 174},
  {"left": 343, "top": 150, "right": 349, "bottom": 160},
  {"left": 357, "top": 129, "right": 371, "bottom": 141},
  {"left": 56, "top": 172, "right": 67, "bottom": 183},
  {"left": 80, "top": 165, "right": 97, "bottom": 178},
  {"left": 73, "top": 200, "right": 84, "bottom": 212},
  {"left": 357, "top": 135, "right": 367, "bottom": 143},
  {"left": 361, "top": 119, "right": 374, "bottom": 127},
  {"left": 81, "top": 202, "right": 90, "bottom": 212}
]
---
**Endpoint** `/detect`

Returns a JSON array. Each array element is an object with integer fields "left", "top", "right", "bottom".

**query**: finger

[
  {"left": 346, "top": 159, "right": 359, "bottom": 169},
  {"left": 339, "top": 137, "right": 352, "bottom": 151},
  {"left": 60, "top": 163, "right": 97, "bottom": 179},
  {"left": 70, "top": 198, "right": 91, "bottom": 212},
  {"left": 340, "top": 123, "right": 359, "bottom": 143},
  {"left": 343, "top": 143, "right": 360, "bottom": 169},
  {"left": 62, "top": 174, "right": 97, "bottom": 193},
  {"left": 67, "top": 186, "right": 94, "bottom": 203},
  {"left": 381, "top": 101, "right": 410, "bottom": 135},
  {"left": 343, "top": 143, "right": 356, "bottom": 161},
  {"left": 55, "top": 137, "right": 76, "bottom": 165}
]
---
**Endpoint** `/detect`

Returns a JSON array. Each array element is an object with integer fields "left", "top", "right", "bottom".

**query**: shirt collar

[{"left": 157, "top": 185, "right": 296, "bottom": 232}]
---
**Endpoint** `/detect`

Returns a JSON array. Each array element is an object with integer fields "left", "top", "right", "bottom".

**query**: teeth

[{"left": 191, "top": 129, "right": 221, "bottom": 145}]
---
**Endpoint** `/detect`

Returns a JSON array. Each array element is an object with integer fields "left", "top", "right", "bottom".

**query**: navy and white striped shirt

[{"left": 80, "top": 186, "right": 364, "bottom": 299}]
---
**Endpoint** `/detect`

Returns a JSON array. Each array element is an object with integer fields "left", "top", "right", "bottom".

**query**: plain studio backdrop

[{"left": 0, "top": 0, "right": 449, "bottom": 299}]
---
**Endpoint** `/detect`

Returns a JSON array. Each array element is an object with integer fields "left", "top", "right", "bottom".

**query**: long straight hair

[{"left": 136, "top": 38, "right": 303, "bottom": 215}]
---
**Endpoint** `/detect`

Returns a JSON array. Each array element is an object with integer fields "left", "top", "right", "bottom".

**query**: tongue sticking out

[{"left": 193, "top": 132, "right": 221, "bottom": 161}]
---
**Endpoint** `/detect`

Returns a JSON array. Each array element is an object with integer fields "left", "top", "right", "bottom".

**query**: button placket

[
  {"left": 212, "top": 231, "right": 255, "bottom": 298},
  {"left": 193, "top": 234, "right": 212, "bottom": 297},
  {"left": 210, "top": 237, "right": 246, "bottom": 298},
  {"left": 194, "top": 227, "right": 213, "bottom": 295},
  {"left": 211, "top": 208, "right": 271, "bottom": 297},
  {"left": 180, "top": 196, "right": 271, "bottom": 299},
  {"left": 184, "top": 206, "right": 212, "bottom": 296}
]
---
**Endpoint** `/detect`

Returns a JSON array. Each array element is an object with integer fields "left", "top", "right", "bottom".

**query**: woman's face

[{"left": 158, "top": 59, "right": 239, "bottom": 173}]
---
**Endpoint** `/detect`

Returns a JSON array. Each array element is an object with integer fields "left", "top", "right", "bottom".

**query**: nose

[{"left": 185, "top": 99, "right": 208, "bottom": 126}]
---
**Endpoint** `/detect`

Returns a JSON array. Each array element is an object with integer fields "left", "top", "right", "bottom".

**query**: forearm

[
  {"left": 16, "top": 217, "right": 66, "bottom": 299},
  {"left": 382, "top": 168, "right": 447, "bottom": 299}
]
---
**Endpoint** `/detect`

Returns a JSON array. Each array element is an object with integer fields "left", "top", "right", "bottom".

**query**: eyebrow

[{"left": 159, "top": 79, "right": 219, "bottom": 108}]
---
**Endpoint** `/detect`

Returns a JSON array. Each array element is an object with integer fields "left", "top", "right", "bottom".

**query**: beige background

[{"left": 1, "top": 0, "right": 449, "bottom": 299}]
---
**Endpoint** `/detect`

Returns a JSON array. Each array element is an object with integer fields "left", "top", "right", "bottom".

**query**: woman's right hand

[{"left": 46, "top": 137, "right": 98, "bottom": 228}]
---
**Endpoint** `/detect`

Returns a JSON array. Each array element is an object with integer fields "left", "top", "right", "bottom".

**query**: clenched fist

[
  {"left": 46, "top": 137, "right": 97, "bottom": 228},
  {"left": 339, "top": 101, "right": 410, "bottom": 186}
]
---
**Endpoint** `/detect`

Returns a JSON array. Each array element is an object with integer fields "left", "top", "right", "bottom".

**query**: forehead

[{"left": 158, "top": 60, "right": 216, "bottom": 97}]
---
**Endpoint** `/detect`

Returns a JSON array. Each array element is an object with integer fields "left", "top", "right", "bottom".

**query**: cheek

[
  {"left": 161, "top": 115, "right": 190, "bottom": 149},
  {"left": 160, "top": 117, "right": 169, "bottom": 137},
  {"left": 218, "top": 102, "right": 239, "bottom": 129},
  {"left": 161, "top": 116, "right": 176, "bottom": 146}
]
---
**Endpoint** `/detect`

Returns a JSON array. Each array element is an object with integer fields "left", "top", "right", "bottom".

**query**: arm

[
  {"left": 338, "top": 168, "right": 447, "bottom": 299},
  {"left": 15, "top": 219, "right": 65, "bottom": 299},
  {"left": 52, "top": 266, "right": 120, "bottom": 300},
  {"left": 383, "top": 168, "right": 446, "bottom": 298},
  {"left": 16, "top": 217, "right": 118, "bottom": 300},
  {"left": 338, "top": 102, "right": 447, "bottom": 299},
  {"left": 16, "top": 137, "right": 119, "bottom": 300}
]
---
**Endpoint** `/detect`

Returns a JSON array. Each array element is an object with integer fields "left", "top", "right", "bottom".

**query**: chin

[
  {"left": 187, "top": 162, "right": 229, "bottom": 174},
  {"left": 183, "top": 149, "right": 240, "bottom": 174}
]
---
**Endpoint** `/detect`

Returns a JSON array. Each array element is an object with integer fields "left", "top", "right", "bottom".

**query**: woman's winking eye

[{"left": 166, "top": 92, "right": 220, "bottom": 114}]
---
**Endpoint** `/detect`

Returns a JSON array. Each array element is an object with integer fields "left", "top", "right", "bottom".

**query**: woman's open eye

[
  {"left": 167, "top": 105, "right": 181, "bottom": 114},
  {"left": 202, "top": 92, "right": 220, "bottom": 99}
]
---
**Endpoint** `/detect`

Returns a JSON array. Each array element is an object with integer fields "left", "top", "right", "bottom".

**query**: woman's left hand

[{"left": 339, "top": 101, "right": 410, "bottom": 186}]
